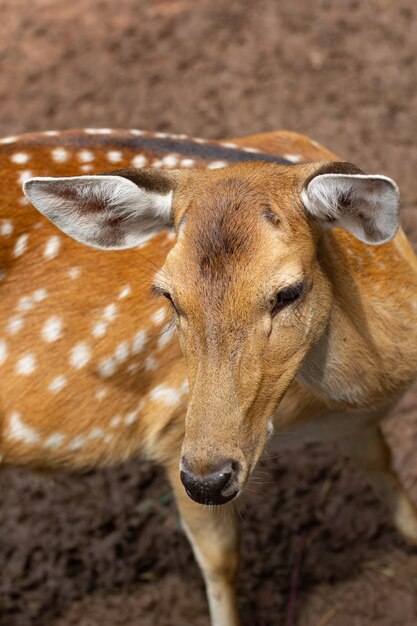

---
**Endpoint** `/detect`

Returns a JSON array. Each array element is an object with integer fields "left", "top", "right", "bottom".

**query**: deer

[{"left": 1, "top": 126, "right": 417, "bottom": 626}]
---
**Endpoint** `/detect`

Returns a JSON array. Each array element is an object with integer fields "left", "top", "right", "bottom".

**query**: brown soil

[{"left": 1, "top": 1, "right": 417, "bottom": 625}]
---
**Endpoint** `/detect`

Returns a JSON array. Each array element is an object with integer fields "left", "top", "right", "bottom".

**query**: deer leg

[
  {"left": 340, "top": 423, "right": 417, "bottom": 545},
  {"left": 167, "top": 465, "right": 241, "bottom": 626}
]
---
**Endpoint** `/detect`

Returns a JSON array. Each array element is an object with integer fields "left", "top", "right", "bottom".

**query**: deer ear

[
  {"left": 23, "top": 170, "right": 179, "bottom": 250},
  {"left": 301, "top": 163, "right": 400, "bottom": 245}
]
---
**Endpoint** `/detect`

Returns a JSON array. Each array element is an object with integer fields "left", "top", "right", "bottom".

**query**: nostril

[
  {"left": 212, "top": 466, "right": 232, "bottom": 491},
  {"left": 230, "top": 459, "right": 241, "bottom": 474}
]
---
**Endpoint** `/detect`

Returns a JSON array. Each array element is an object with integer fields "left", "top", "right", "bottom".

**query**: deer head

[{"left": 24, "top": 161, "right": 399, "bottom": 505}]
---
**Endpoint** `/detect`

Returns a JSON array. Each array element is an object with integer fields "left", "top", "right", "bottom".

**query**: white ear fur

[
  {"left": 301, "top": 173, "right": 400, "bottom": 245},
  {"left": 23, "top": 175, "right": 174, "bottom": 250}
]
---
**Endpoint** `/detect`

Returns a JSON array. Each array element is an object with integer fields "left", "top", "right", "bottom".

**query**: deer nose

[{"left": 180, "top": 458, "right": 240, "bottom": 505}]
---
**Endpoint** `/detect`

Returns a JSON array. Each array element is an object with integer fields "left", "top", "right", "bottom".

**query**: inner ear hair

[{"left": 301, "top": 161, "right": 400, "bottom": 245}]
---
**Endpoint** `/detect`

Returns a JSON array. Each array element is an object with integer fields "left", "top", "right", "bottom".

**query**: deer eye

[
  {"left": 151, "top": 284, "right": 181, "bottom": 315},
  {"left": 162, "top": 291, "right": 173, "bottom": 303},
  {"left": 161, "top": 291, "right": 180, "bottom": 316},
  {"left": 270, "top": 280, "right": 305, "bottom": 317}
]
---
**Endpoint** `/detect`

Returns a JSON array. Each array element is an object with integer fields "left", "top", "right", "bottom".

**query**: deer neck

[{"left": 297, "top": 230, "right": 397, "bottom": 409}]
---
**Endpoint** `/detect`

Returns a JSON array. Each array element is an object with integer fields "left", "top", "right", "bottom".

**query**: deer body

[{"left": 2, "top": 128, "right": 417, "bottom": 625}]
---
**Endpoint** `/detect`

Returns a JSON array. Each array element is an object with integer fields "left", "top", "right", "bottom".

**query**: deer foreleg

[
  {"left": 167, "top": 464, "right": 241, "bottom": 626},
  {"left": 340, "top": 423, "right": 417, "bottom": 545}
]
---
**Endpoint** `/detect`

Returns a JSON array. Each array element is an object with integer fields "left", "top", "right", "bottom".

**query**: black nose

[{"left": 180, "top": 458, "right": 240, "bottom": 505}]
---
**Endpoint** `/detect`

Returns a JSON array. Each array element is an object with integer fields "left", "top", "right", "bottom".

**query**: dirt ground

[{"left": 1, "top": 1, "right": 417, "bottom": 625}]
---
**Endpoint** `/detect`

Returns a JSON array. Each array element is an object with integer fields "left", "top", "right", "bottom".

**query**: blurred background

[{"left": 1, "top": 1, "right": 417, "bottom": 625}]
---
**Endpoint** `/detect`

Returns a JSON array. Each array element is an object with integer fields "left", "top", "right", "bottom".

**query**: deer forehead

[
  {"left": 164, "top": 169, "right": 313, "bottom": 300},
  {"left": 173, "top": 163, "right": 304, "bottom": 228},
  {"left": 158, "top": 215, "right": 309, "bottom": 329}
]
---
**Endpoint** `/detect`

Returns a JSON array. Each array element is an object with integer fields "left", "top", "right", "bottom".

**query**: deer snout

[{"left": 180, "top": 457, "right": 241, "bottom": 505}]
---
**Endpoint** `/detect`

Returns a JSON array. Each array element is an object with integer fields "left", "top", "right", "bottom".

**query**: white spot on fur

[
  {"left": 0, "top": 219, "right": 13, "bottom": 236},
  {"left": 48, "top": 375, "right": 67, "bottom": 393},
  {"left": 18, "top": 295, "right": 36, "bottom": 314},
  {"left": 150, "top": 384, "right": 181, "bottom": 407},
  {"left": 44, "top": 235, "right": 61, "bottom": 259},
  {"left": 95, "top": 387, "right": 107, "bottom": 400},
  {"left": 89, "top": 427, "right": 104, "bottom": 440},
  {"left": 0, "top": 135, "right": 17, "bottom": 144},
  {"left": 104, "top": 434, "right": 113, "bottom": 444},
  {"left": 0, "top": 339, "right": 8, "bottom": 365},
  {"left": 283, "top": 154, "right": 302, "bottom": 163},
  {"left": 207, "top": 160, "right": 227, "bottom": 169},
  {"left": 145, "top": 356, "right": 157, "bottom": 371},
  {"left": 125, "top": 411, "right": 138, "bottom": 425},
  {"left": 132, "top": 330, "right": 147, "bottom": 354},
  {"left": 19, "top": 196, "right": 30, "bottom": 206},
  {"left": 161, "top": 154, "right": 178, "bottom": 167},
  {"left": 180, "top": 158, "right": 195, "bottom": 167},
  {"left": 68, "top": 266, "right": 81, "bottom": 279},
  {"left": 97, "top": 357, "right": 116, "bottom": 378},
  {"left": 70, "top": 343, "right": 91, "bottom": 368},
  {"left": 44, "top": 432, "right": 66, "bottom": 448},
  {"left": 107, "top": 150, "right": 122, "bottom": 163},
  {"left": 92, "top": 321, "right": 108, "bottom": 338},
  {"left": 118, "top": 285, "right": 131, "bottom": 299},
  {"left": 242, "top": 146, "right": 261, "bottom": 153},
  {"left": 152, "top": 159, "right": 163, "bottom": 168},
  {"left": 33, "top": 288, "right": 48, "bottom": 302},
  {"left": 103, "top": 303, "right": 117, "bottom": 321},
  {"left": 115, "top": 341, "right": 130, "bottom": 364},
  {"left": 44, "top": 130, "right": 59, "bottom": 136},
  {"left": 42, "top": 316, "right": 63, "bottom": 342},
  {"left": 17, "top": 295, "right": 34, "bottom": 311},
  {"left": 18, "top": 170, "right": 33, "bottom": 184},
  {"left": 166, "top": 231, "right": 176, "bottom": 242},
  {"left": 68, "top": 436, "right": 85, "bottom": 450},
  {"left": 8, "top": 411, "right": 40, "bottom": 444},
  {"left": 51, "top": 148, "right": 69, "bottom": 163},
  {"left": 13, "top": 233, "right": 29, "bottom": 257},
  {"left": 16, "top": 353, "right": 36, "bottom": 375},
  {"left": 110, "top": 415, "right": 121, "bottom": 427},
  {"left": 151, "top": 307, "right": 166, "bottom": 325},
  {"left": 85, "top": 128, "right": 113, "bottom": 135},
  {"left": 132, "top": 154, "right": 147, "bottom": 168},
  {"left": 78, "top": 149, "right": 94, "bottom": 163},
  {"left": 130, "top": 129, "right": 145, "bottom": 136},
  {"left": 11, "top": 152, "right": 30, "bottom": 164},
  {"left": 81, "top": 164, "right": 93, "bottom": 173},
  {"left": 8, "top": 316, "right": 24, "bottom": 335}
]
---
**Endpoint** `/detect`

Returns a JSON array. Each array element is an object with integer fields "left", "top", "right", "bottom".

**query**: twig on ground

[
  {"left": 285, "top": 531, "right": 307, "bottom": 626},
  {"left": 314, "top": 602, "right": 344, "bottom": 626}
]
